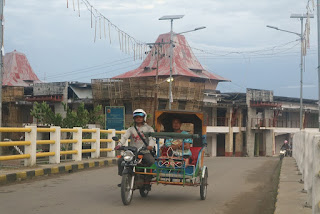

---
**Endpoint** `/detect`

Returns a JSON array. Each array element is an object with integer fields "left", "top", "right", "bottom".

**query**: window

[
  {"left": 158, "top": 100, "right": 167, "bottom": 110},
  {"left": 178, "top": 101, "right": 186, "bottom": 110},
  {"left": 124, "top": 102, "right": 132, "bottom": 114}
]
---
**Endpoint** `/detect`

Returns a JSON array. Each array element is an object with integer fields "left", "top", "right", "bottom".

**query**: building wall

[
  {"left": 34, "top": 82, "right": 67, "bottom": 96},
  {"left": 206, "top": 134, "right": 217, "bottom": 157}
]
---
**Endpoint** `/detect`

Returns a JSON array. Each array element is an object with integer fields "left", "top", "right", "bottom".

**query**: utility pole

[
  {"left": 0, "top": 0, "right": 3, "bottom": 154},
  {"left": 318, "top": 0, "right": 320, "bottom": 131},
  {"left": 299, "top": 17, "right": 304, "bottom": 130},
  {"left": 169, "top": 19, "right": 173, "bottom": 109},
  {"left": 290, "top": 14, "right": 314, "bottom": 130},
  {"left": 159, "top": 15, "right": 205, "bottom": 109},
  {"left": 267, "top": 14, "right": 314, "bottom": 130},
  {"left": 159, "top": 15, "right": 184, "bottom": 110}
]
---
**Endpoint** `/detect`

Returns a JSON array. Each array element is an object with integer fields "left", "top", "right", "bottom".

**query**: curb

[
  {"left": 274, "top": 158, "right": 282, "bottom": 214},
  {"left": 0, "top": 158, "right": 117, "bottom": 186}
]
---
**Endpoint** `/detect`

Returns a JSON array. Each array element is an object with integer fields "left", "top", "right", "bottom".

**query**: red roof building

[
  {"left": 113, "top": 32, "right": 229, "bottom": 82},
  {"left": 3, "top": 50, "right": 40, "bottom": 86}
]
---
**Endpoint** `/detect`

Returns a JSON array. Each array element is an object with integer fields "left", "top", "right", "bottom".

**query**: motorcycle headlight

[{"left": 123, "top": 151, "right": 134, "bottom": 161}]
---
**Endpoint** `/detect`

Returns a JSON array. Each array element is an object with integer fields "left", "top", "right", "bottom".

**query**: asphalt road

[{"left": 0, "top": 157, "right": 280, "bottom": 214}]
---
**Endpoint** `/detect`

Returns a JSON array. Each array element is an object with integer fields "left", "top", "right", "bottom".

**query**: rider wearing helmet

[
  {"left": 281, "top": 140, "right": 290, "bottom": 150},
  {"left": 115, "top": 109, "right": 155, "bottom": 176}
]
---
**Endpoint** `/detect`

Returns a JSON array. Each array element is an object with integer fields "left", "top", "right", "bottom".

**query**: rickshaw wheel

[
  {"left": 121, "top": 174, "right": 133, "bottom": 205},
  {"left": 200, "top": 167, "right": 208, "bottom": 200},
  {"left": 139, "top": 187, "right": 149, "bottom": 197}
]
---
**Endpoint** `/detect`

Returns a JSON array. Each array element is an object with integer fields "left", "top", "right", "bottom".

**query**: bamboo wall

[
  {"left": 92, "top": 77, "right": 207, "bottom": 126},
  {"left": 92, "top": 77, "right": 205, "bottom": 101},
  {"left": 3, "top": 86, "right": 24, "bottom": 102}
]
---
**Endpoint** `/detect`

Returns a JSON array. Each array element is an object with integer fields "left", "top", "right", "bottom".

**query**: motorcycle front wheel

[
  {"left": 280, "top": 154, "right": 284, "bottom": 160},
  {"left": 121, "top": 174, "right": 133, "bottom": 205}
]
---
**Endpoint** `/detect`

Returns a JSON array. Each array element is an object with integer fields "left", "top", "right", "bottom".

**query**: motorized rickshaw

[{"left": 118, "top": 110, "right": 208, "bottom": 205}]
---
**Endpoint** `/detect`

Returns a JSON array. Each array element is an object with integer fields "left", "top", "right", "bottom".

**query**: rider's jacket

[
  {"left": 281, "top": 143, "right": 290, "bottom": 150},
  {"left": 119, "top": 123, "right": 155, "bottom": 154}
]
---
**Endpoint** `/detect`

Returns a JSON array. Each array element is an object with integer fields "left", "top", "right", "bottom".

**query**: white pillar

[
  {"left": 72, "top": 127, "right": 82, "bottom": 161},
  {"left": 211, "top": 134, "right": 217, "bottom": 157},
  {"left": 49, "top": 126, "right": 61, "bottom": 164},
  {"left": 107, "top": 129, "right": 116, "bottom": 158},
  {"left": 24, "top": 126, "right": 37, "bottom": 166},
  {"left": 91, "top": 128, "right": 100, "bottom": 159},
  {"left": 312, "top": 137, "right": 320, "bottom": 214}
]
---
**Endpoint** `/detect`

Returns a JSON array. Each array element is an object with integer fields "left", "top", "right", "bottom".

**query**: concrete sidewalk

[
  {"left": 0, "top": 157, "right": 117, "bottom": 185},
  {"left": 275, "top": 157, "right": 311, "bottom": 214}
]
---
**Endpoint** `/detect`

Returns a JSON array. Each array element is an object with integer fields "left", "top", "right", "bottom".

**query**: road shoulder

[
  {"left": 274, "top": 157, "right": 311, "bottom": 214},
  {"left": 0, "top": 157, "right": 117, "bottom": 186}
]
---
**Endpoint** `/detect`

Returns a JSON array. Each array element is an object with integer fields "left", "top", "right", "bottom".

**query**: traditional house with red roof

[
  {"left": 3, "top": 50, "right": 40, "bottom": 86},
  {"left": 92, "top": 32, "right": 229, "bottom": 125}
]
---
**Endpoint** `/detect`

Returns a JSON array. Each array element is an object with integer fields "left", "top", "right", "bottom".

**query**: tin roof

[
  {"left": 112, "top": 33, "right": 229, "bottom": 81},
  {"left": 3, "top": 50, "right": 40, "bottom": 86}
]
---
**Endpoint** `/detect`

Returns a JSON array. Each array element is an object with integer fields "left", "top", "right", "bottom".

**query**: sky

[{"left": 4, "top": 0, "right": 319, "bottom": 99}]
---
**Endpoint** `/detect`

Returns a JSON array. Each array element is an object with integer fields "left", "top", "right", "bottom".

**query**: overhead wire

[
  {"left": 49, "top": 57, "right": 140, "bottom": 79},
  {"left": 71, "top": 62, "right": 141, "bottom": 80},
  {"left": 47, "top": 57, "right": 139, "bottom": 80},
  {"left": 174, "top": 39, "right": 301, "bottom": 57}
]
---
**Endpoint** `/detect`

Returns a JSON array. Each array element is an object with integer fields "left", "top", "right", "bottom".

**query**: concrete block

[
  {"left": 72, "top": 127, "right": 82, "bottom": 161},
  {"left": 49, "top": 126, "right": 61, "bottom": 164},
  {"left": 91, "top": 128, "right": 100, "bottom": 158},
  {"left": 107, "top": 129, "right": 116, "bottom": 158},
  {"left": 24, "top": 126, "right": 37, "bottom": 166}
]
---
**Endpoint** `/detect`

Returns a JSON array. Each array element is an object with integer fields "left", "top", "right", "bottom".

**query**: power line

[
  {"left": 70, "top": 62, "right": 141, "bottom": 80},
  {"left": 175, "top": 39, "right": 301, "bottom": 57},
  {"left": 47, "top": 57, "right": 137, "bottom": 79},
  {"left": 195, "top": 42, "right": 317, "bottom": 60}
]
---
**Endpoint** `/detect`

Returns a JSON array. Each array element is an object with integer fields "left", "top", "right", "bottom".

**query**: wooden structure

[{"left": 92, "top": 33, "right": 229, "bottom": 126}]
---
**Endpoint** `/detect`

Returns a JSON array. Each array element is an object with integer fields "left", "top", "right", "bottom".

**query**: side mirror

[{"left": 112, "top": 136, "right": 119, "bottom": 141}]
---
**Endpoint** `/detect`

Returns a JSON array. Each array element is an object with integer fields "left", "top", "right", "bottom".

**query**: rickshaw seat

[{"left": 190, "top": 147, "right": 202, "bottom": 165}]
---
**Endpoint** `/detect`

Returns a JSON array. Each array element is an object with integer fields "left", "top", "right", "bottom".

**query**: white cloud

[{"left": 3, "top": 0, "right": 318, "bottom": 98}]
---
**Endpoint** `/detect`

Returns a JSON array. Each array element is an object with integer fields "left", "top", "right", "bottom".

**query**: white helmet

[{"left": 133, "top": 109, "right": 147, "bottom": 122}]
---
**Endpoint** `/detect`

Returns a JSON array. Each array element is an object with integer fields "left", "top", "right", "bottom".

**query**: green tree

[
  {"left": 30, "top": 102, "right": 63, "bottom": 126},
  {"left": 30, "top": 102, "right": 103, "bottom": 128}
]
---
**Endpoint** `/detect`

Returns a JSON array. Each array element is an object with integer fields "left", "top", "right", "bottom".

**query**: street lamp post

[
  {"left": 159, "top": 15, "right": 206, "bottom": 109},
  {"left": 267, "top": 13, "right": 313, "bottom": 130},
  {"left": 317, "top": 1, "right": 320, "bottom": 132},
  {"left": 290, "top": 14, "right": 314, "bottom": 130},
  {"left": 159, "top": 15, "right": 184, "bottom": 109}
]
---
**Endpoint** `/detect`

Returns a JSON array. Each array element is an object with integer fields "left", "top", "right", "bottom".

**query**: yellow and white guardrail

[{"left": 0, "top": 126, "right": 129, "bottom": 166}]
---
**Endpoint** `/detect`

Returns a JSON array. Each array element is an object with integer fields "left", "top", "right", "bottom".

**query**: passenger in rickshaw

[{"left": 162, "top": 118, "right": 193, "bottom": 165}]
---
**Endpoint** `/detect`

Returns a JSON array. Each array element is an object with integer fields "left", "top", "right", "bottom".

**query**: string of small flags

[
  {"left": 302, "top": 0, "right": 315, "bottom": 56},
  {"left": 67, "top": 0, "right": 147, "bottom": 61}
]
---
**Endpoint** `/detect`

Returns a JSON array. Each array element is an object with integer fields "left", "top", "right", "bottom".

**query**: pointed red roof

[
  {"left": 3, "top": 50, "right": 40, "bottom": 86},
  {"left": 113, "top": 33, "right": 229, "bottom": 81}
]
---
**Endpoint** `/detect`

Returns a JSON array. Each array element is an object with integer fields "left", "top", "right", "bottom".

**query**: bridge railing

[
  {"left": 293, "top": 131, "right": 320, "bottom": 213},
  {"left": 0, "top": 126, "right": 128, "bottom": 167}
]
